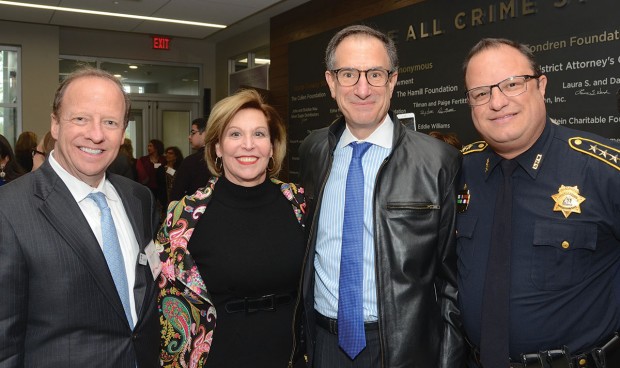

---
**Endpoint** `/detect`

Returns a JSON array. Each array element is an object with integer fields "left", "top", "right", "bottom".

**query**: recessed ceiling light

[{"left": 129, "top": 65, "right": 138, "bottom": 69}]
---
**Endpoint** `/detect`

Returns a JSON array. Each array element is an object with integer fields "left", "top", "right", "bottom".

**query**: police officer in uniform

[{"left": 457, "top": 38, "right": 620, "bottom": 368}]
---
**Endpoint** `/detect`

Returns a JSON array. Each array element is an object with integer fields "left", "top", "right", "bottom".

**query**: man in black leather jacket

[{"left": 298, "top": 24, "right": 464, "bottom": 368}]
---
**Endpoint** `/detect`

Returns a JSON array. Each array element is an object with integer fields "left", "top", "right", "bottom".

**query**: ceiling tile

[{"left": 0, "top": 0, "right": 308, "bottom": 40}]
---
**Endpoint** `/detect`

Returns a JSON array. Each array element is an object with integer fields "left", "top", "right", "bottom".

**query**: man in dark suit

[{"left": 0, "top": 67, "right": 160, "bottom": 367}]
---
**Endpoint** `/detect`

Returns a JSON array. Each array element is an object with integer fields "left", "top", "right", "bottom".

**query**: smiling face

[
  {"left": 325, "top": 34, "right": 397, "bottom": 140},
  {"left": 466, "top": 44, "right": 548, "bottom": 159},
  {"left": 215, "top": 108, "right": 273, "bottom": 187},
  {"left": 51, "top": 76, "right": 126, "bottom": 187}
]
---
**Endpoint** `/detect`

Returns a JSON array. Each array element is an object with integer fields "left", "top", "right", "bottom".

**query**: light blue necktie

[
  {"left": 338, "top": 141, "right": 372, "bottom": 359},
  {"left": 88, "top": 192, "right": 134, "bottom": 327}
]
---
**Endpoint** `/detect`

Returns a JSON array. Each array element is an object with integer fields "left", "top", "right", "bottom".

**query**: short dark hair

[
  {"left": 325, "top": 24, "right": 399, "bottom": 72},
  {"left": 192, "top": 117, "right": 207, "bottom": 132},
  {"left": 462, "top": 38, "right": 541, "bottom": 89}
]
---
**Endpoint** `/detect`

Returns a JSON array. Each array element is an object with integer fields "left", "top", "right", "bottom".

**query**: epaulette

[
  {"left": 461, "top": 141, "right": 488, "bottom": 155},
  {"left": 568, "top": 137, "right": 620, "bottom": 171}
]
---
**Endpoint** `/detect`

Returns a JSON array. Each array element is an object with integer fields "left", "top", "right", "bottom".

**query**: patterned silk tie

[
  {"left": 88, "top": 192, "right": 134, "bottom": 327},
  {"left": 480, "top": 159, "right": 518, "bottom": 367},
  {"left": 338, "top": 141, "right": 372, "bottom": 359}
]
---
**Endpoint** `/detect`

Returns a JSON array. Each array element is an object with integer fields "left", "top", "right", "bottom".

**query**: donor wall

[{"left": 287, "top": 0, "right": 620, "bottom": 179}]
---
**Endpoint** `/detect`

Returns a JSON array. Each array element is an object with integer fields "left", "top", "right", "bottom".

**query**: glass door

[
  {"left": 130, "top": 99, "right": 199, "bottom": 158},
  {"left": 158, "top": 101, "right": 198, "bottom": 158}
]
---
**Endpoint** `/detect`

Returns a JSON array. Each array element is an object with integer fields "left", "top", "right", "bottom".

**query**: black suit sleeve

[{"left": 0, "top": 210, "right": 28, "bottom": 367}]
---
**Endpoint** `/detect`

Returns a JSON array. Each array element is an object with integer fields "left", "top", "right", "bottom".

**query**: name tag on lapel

[{"left": 144, "top": 240, "right": 162, "bottom": 280}]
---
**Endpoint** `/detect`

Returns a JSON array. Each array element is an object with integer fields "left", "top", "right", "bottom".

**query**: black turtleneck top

[{"left": 187, "top": 176, "right": 305, "bottom": 367}]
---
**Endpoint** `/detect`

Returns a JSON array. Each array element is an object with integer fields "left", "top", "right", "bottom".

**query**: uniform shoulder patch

[
  {"left": 461, "top": 141, "right": 488, "bottom": 155},
  {"left": 568, "top": 137, "right": 620, "bottom": 171}
]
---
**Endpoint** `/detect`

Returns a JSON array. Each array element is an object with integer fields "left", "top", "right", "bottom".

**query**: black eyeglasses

[
  {"left": 32, "top": 149, "right": 46, "bottom": 158},
  {"left": 465, "top": 75, "right": 540, "bottom": 106},
  {"left": 330, "top": 68, "right": 394, "bottom": 87}
]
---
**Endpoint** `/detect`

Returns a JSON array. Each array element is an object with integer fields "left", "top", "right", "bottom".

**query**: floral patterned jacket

[{"left": 156, "top": 176, "right": 306, "bottom": 368}]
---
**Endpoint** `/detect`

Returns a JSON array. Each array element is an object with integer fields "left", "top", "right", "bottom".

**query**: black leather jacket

[{"left": 298, "top": 113, "right": 464, "bottom": 368}]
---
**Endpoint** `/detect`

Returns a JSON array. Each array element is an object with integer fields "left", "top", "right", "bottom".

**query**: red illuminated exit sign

[{"left": 152, "top": 36, "right": 171, "bottom": 50}]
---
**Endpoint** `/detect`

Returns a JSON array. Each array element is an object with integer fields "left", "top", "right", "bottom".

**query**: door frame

[{"left": 130, "top": 96, "right": 200, "bottom": 157}]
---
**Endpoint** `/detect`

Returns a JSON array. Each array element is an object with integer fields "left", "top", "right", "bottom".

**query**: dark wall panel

[{"left": 272, "top": 0, "right": 620, "bottom": 180}]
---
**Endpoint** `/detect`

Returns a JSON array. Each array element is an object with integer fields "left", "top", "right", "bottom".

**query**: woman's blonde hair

[{"left": 204, "top": 89, "right": 287, "bottom": 178}]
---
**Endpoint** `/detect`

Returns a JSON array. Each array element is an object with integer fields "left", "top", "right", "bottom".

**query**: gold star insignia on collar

[{"left": 551, "top": 185, "right": 585, "bottom": 218}]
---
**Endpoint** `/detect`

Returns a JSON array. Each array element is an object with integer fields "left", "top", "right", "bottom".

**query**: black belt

[
  {"left": 469, "top": 332, "right": 620, "bottom": 368},
  {"left": 314, "top": 311, "right": 378, "bottom": 335},
  {"left": 224, "top": 293, "right": 292, "bottom": 314}
]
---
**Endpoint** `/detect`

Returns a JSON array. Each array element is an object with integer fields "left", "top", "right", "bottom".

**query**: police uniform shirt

[{"left": 457, "top": 119, "right": 620, "bottom": 359}]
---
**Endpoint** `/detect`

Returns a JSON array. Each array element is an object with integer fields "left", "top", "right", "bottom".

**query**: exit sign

[{"left": 152, "top": 36, "right": 171, "bottom": 50}]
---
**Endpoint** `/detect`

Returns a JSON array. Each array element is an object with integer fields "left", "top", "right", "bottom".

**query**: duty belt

[{"left": 469, "top": 332, "right": 620, "bottom": 368}]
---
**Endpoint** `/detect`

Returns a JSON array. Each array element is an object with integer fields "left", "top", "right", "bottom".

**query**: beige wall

[
  {"left": 59, "top": 27, "right": 217, "bottom": 111},
  {"left": 0, "top": 20, "right": 59, "bottom": 139}
]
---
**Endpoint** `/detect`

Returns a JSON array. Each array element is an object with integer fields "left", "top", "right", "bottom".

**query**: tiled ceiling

[{"left": 0, "top": 0, "right": 308, "bottom": 39}]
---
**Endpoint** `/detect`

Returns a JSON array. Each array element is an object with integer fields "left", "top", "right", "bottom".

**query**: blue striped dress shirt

[{"left": 314, "top": 115, "right": 394, "bottom": 322}]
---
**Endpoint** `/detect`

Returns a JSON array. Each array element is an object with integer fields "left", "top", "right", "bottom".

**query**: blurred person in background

[
  {"left": 15, "top": 131, "right": 38, "bottom": 172},
  {"left": 156, "top": 145, "right": 183, "bottom": 209},
  {"left": 120, "top": 138, "right": 137, "bottom": 173},
  {"left": 169, "top": 117, "right": 211, "bottom": 201},
  {"left": 137, "top": 138, "right": 165, "bottom": 197},
  {"left": 156, "top": 89, "right": 306, "bottom": 368},
  {"left": 428, "top": 131, "right": 463, "bottom": 150},
  {"left": 0, "top": 134, "right": 26, "bottom": 186},
  {"left": 31, "top": 131, "right": 56, "bottom": 171},
  {"left": 108, "top": 138, "right": 137, "bottom": 180}
]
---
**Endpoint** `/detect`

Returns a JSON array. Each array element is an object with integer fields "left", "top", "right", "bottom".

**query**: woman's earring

[
  {"left": 267, "top": 157, "right": 275, "bottom": 172},
  {"left": 215, "top": 156, "right": 223, "bottom": 171}
]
